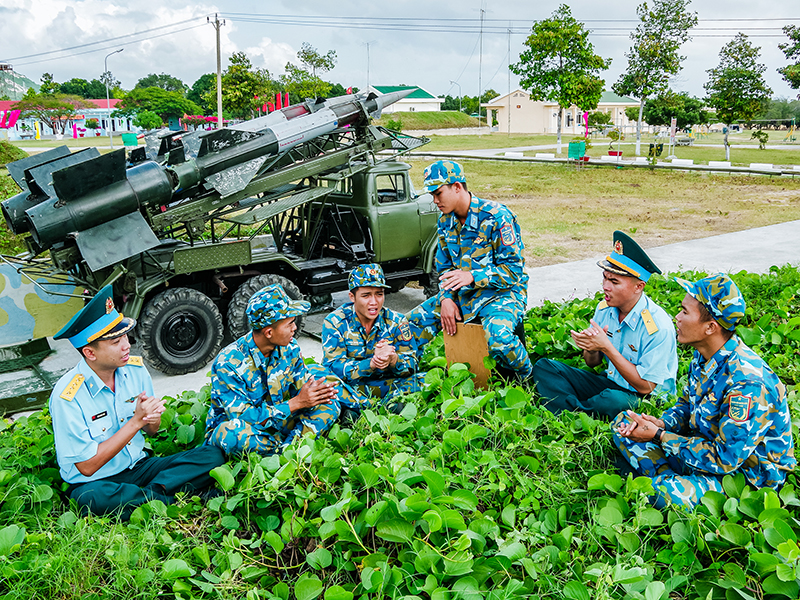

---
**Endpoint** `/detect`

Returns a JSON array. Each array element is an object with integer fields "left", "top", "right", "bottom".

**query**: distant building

[
  {"left": 0, "top": 98, "right": 139, "bottom": 140},
  {"left": 368, "top": 86, "right": 444, "bottom": 113},
  {"left": 482, "top": 90, "right": 642, "bottom": 134}
]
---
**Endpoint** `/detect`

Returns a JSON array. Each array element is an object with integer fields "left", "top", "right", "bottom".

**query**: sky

[{"left": 0, "top": 0, "right": 797, "bottom": 102}]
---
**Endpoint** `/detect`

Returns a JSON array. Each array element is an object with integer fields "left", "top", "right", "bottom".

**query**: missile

[{"left": 2, "top": 89, "right": 413, "bottom": 270}]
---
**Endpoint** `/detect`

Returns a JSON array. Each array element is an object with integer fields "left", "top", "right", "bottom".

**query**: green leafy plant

[{"left": 751, "top": 129, "right": 769, "bottom": 149}]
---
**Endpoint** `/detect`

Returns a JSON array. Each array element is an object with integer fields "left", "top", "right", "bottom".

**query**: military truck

[{"left": 1, "top": 90, "right": 439, "bottom": 377}]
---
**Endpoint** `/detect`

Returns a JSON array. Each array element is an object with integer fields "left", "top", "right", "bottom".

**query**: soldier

[
  {"left": 322, "top": 264, "right": 423, "bottom": 405},
  {"left": 48, "top": 285, "right": 224, "bottom": 520},
  {"left": 613, "top": 274, "right": 795, "bottom": 509},
  {"left": 406, "top": 160, "right": 533, "bottom": 379},
  {"left": 533, "top": 231, "right": 677, "bottom": 418},
  {"left": 205, "top": 284, "right": 370, "bottom": 455}
]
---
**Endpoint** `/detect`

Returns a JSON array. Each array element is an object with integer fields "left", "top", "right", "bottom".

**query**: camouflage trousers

[
  {"left": 353, "top": 372, "right": 426, "bottom": 402},
  {"left": 406, "top": 296, "right": 533, "bottom": 379},
  {"left": 611, "top": 413, "right": 724, "bottom": 509},
  {"left": 206, "top": 365, "right": 373, "bottom": 456}
]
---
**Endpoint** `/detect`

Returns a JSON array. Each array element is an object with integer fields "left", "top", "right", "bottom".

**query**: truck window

[{"left": 375, "top": 174, "right": 406, "bottom": 204}]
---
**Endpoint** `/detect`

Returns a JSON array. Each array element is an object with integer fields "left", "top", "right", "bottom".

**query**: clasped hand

[
  {"left": 371, "top": 339, "right": 397, "bottom": 371},
  {"left": 615, "top": 410, "right": 665, "bottom": 442},
  {"left": 292, "top": 377, "right": 337, "bottom": 410},
  {"left": 570, "top": 319, "right": 611, "bottom": 352},
  {"left": 134, "top": 392, "right": 166, "bottom": 426}
]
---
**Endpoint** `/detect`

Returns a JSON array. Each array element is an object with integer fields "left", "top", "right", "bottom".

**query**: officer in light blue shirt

[
  {"left": 49, "top": 285, "right": 224, "bottom": 520},
  {"left": 533, "top": 231, "right": 678, "bottom": 418}
]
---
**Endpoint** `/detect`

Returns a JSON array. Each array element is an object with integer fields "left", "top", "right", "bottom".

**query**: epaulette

[
  {"left": 60, "top": 374, "right": 85, "bottom": 401},
  {"left": 597, "top": 300, "right": 609, "bottom": 310},
  {"left": 641, "top": 309, "right": 659, "bottom": 335},
  {"left": 127, "top": 356, "right": 144, "bottom": 367}
]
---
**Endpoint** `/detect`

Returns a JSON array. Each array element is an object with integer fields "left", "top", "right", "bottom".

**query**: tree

[
  {"left": 612, "top": 0, "right": 698, "bottom": 155},
  {"left": 297, "top": 42, "right": 337, "bottom": 77},
  {"left": 188, "top": 74, "right": 216, "bottom": 114},
  {"left": 135, "top": 73, "right": 187, "bottom": 93},
  {"left": 114, "top": 87, "right": 201, "bottom": 122},
  {"left": 756, "top": 97, "right": 800, "bottom": 126},
  {"left": 511, "top": 5, "right": 611, "bottom": 153},
  {"left": 60, "top": 78, "right": 107, "bottom": 99},
  {"left": 39, "top": 73, "right": 60, "bottom": 96},
  {"left": 642, "top": 90, "right": 709, "bottom": 129},
  {"left": 132, "top": 110, "right": 163, "bottom": 130},
  {"left": 587, "top": 111, "right": 612, "bottom": 128},
  {"left": 280, "top": 63, "right": 331, "bottom": 101},
  {"left": 327, "top": 83, "right": 357, "bottom": 98},
  {"left": 704, "top": 34, "right": 772, "bottom": 160},
  {"left": 778, "top": 25, "right": 800, "bottom": 97},
  {"left": 211, "top": 52, "right": 276, "bottom": 120},
  {"left": 12, "top": 93, "right": 94, "bottom": 135}
]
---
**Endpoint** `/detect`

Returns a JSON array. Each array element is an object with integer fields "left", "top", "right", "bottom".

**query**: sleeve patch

[
  {"left": 728, "top": 392, "right": 752, "bottom": 423},
  {"left": 60, "top": 374, "right": 85, "bottom": 401},
  {"left": 127, "top": 356, "right": 144, "bottom": 367},
  {"left": 399, "top": 321, "right": 412, "bottom": 341},
  {"left": 500, "top": 224, "right": 516, "bottom": 246},
  {"left": 641, "top": 309, "right": 659, "bottom": 335}
]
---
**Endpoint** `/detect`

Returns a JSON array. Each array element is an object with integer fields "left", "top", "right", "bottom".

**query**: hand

[
  {"left": 439, "top": 270, "right": 474, "bottom": 292},
  {"left": 135, "top": 392, "right": 166, "bottom": 427},
  {"left": 616, "top": 410, "right": 665, "bottom": 442},
  {"left": 570, "top": 319, "right": 612, "bottom": 353},
  {"left": 440, "top": 298, "right": 462, "bottom": 336},
  {"left": 371, "top": 340, "right": 397, "bottom": 371},
  {"left": 291, "top": 378, "right": 336, "bottom": 411}
]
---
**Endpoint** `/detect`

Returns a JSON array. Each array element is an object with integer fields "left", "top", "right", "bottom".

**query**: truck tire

[
  {"left": 422, "top": 274, "right": 440, "bottom": 299},
  {"left": 138, "top": 288, "right": 224, "bottom": 375},
  {"left": 227, "top": 274, "right": 305, "bottom": 341}
]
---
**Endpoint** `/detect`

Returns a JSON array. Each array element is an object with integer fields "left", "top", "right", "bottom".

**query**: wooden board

[{"left": 443, "top": 322, "right": 490, "bottom": 389}]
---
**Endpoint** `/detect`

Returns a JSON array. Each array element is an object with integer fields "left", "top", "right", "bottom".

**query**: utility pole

[
  {"left": 209, "top": 14, "right": 225, "bottom": 129},
  {"left": 478, "top": 7, "right": 484, "bottom": 131},
  {"left": 507, "top": 26, "right": 511, "bottom": 137},
  {"left": 365, "top": 41, "right": 377, "bottom": 92},
  {"left": 104, "top": 49, "right": 123, "bottom": 149}
]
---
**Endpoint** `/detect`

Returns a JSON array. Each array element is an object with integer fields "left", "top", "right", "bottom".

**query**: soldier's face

[
  {"left": 84, "top": 334, "right": 131, "bottom": 370},
  {"left": 431, "top": 183, "right": 461, "bottom": 215},
  {"left": 349, "top": 287, "right": 385, "bottom": 324},
  {"left": 267, "top": 317, "right": 297, "bottom": 347},
  {"left": 675, "top": 294, "right": 711, "bottom": 345},
  {"left": 601, "top": 270, "right": 642, "bottom": 308}
]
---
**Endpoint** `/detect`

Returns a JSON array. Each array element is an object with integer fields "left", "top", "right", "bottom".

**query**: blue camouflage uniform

[
  {"left": 613, "top": 274, "right": 795, "bottom": 509},
  {"left": 534, "top": 231, "right": 677, "bottom": 418},
  {"left": 49, "top": 285, "right": 223, "bottom": 519},
  {"left": 205, "top": 284, "right": 371, "bottom": 456},
  {"left": 323, "top": 303, "right": 423, "bottom": 401},
  {"left": 407, "top": 161, "right": 532, "bottom": 378}
]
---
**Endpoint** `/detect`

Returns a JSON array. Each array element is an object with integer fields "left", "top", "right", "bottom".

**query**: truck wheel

[
  {"left": 138, "top": 288, "right": 224, "bottom": 375},
  {"left": 422, "top": 274, "right": 440, "bottom": 299},
  {"left": 227, "top": 274, "right": 305, "bottom": 341}
]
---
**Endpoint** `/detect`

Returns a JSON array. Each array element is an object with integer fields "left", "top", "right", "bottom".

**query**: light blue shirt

[
  {"left": 49, "top": 358, "right": 153, "bottom": 484},
  {"left": 592, "top": 292, "right": 678, "bottom": 397}
]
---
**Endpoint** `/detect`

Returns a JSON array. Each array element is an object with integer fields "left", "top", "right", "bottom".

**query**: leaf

[
  {"left": 719, "top": 522, "right": 751, "bottom": 547},
  {"left": 722, "top": 472, "right": 747, "bottom": 499},
  {"left": 444, "top": 550, "right": 474, "bottom": 576},
  {"left": 453, "top": 576, "right": 481, "bottom": 600},
  {"left": 176, "top": 423, "right": 195, "bottom": 445},
  {"left": 638, "top": 507, "right": 664, "bottom": 527},
  {"left": 501, "top": 505, "right": 516, "bottom": 528},
  {"left": 422, "top": 470, "right": 446, "bottom": 496},
  {"left": 644, "top": 581, "right": 667, "bottom": 600},
  {"left": 563, "top": 580, "right": 590, "bottom": 600},
  {"left": 423, "top": 509, "right": 443, "bottom": 532},
  {"left": 376, "top": 519, "right": 414, "bottom": 543},
  {"left": 762, "top": 573, "right": 800, "bottom": 597},
  {"left": 364, "top": 500, "right": 388, "bottom": 526},
  {"left": 209, "top": 465, "right": 235, "bottom": 492},
  {"left": 264, "top": 530, "right": 284, "bottom": 554},
  {"left": 452, "top": 489, "right": 479, "bottom": 511},
  {"left": 324, "top": 586, "right": 354, "bottom": 600},
  {"left": 764, "top": 519, "right": 797, "bottom": 549},
  {"left": 497, "top": 540, "right": 527, "bottom": 561},
  {"left": 295, "top": 576, "right": 324, "bottom": 600},
  {"left": 776, "top": 564, "right": 796, "bottom": 582},
  {"left": 31, "top": 484, "right": 53, "bottom": 503},
  {"left": 0, "top": 524, "right": 26, "bottom": 557},
  {"left": 162, "top": 558, "right": 195, "bottom": 579},
  {"left": 306, "top": 547, "right": 333, "bottom": 570}
]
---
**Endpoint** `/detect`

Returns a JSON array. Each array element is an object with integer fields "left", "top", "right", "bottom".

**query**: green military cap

[
  {"left": 247, "top": 284, "right": 310, "bottom": 330},
  {"left": 674, "top": 273, "right": 746, "bottom": 331},
  {"left": 53, "top": 284, "right": 136, "bottom": 348},
  {"left": 348, "top": 263, "right": 391, "bottom": 291},
  {"left": 597, "top": 231, "right": 661, "bottom": 282}
]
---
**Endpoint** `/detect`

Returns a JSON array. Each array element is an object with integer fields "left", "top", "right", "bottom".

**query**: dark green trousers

[
  {"left": 532, "top": 358, "right": 641, "bottom": 418},
  {"left": 68, "top": 445, "right": 225, "bottom": 520}
]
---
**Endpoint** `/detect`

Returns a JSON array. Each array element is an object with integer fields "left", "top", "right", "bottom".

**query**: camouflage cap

[
  {"left": 675, "top": 273, "right": 746, "bottom": 331},
  {"left": 348, "top": 263, "right": 391, "bottom": 291},
  {"left": 423, "top": 160, "right": 466, "bottom": 193},
  {"left": 597, "top": 230, "right": 661, "bottom": 283},
  {"left": 247, "top": 284, "right": 310, "bottom": 330}
]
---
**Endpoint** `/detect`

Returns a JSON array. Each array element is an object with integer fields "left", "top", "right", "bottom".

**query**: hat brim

[
  {"left": 597, "top": 258, "right": 636, "bottom": 278},
  {"left": 349, "top": 282, "right": 392, "bottom": 291},
  {"left": 98, "top": 316, "right": 137, "bottom": 341}
]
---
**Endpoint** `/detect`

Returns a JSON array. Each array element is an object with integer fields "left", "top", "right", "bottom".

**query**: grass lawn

[
  {"left": 420, "top": 133, "right": 564, "bottom": 152},
  {"left": 570, "top": 143, "right": 800, "bottom": 167},
  {"left": 7, "top": 135, "right": 135, "bottom": 150},
  {"left": 374, "top": 111, "right": 481, "bottom": 130},
  {"left": 406, "top": 157, "right": 800, "bottom": 267}
]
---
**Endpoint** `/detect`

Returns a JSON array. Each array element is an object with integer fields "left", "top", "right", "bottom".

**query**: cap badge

[
  {"left": 105, "top": 297, "right": 114, "bottom": 314},
  {"left": 614, "top": 240, "right": 623, "bottom": 254}
]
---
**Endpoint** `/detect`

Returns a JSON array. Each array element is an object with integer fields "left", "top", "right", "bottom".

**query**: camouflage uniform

[
  {"left": 204, "top": 284, "right": 370, "bottom": 456},
  {"left": 323, "top": 303, "right": 423, "bottom": 401},
  {"left": 407, "top": 161, "right": 532, "bottom": 378},
  {"left": 613, "top": 275, "right": 795, "bottom": 509}
]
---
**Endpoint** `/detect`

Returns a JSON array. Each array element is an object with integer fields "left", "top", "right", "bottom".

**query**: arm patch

[
  {"left": 728, "top": 392, "right": 752, "bottom": 423},
  {"left": 500, "top": 224, "right": 516, "bottom": 246}
]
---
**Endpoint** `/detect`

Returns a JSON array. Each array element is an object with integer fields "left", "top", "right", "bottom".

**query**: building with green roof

[{"left": 368, "top": 86, "right": 444, "bottom": 113}]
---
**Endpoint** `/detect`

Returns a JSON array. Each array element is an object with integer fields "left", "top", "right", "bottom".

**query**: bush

[
  {"left": 385, "top": 116, "right": 403, "bottom": 131},
  {"left": 132, "top": 110, "right": 163, "bottom": 131},
  {"left": 751, "top": 129, "right": 769, "bottom": 150},
  {"left": 84, "top": 118, "right": 99, "bottom": 129},
  {"left": 0, "top": 140, "right": 28, "bottom": 166}
]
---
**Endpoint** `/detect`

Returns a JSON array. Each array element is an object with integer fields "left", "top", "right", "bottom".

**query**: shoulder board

[
  {"left": 60, "top": 374, "right": 85, "bottom": 401},
  {"left": 597, "top": 300, "right": 609, "bottom": 310},
  {"left": 641, "top": 309, "right": 659, "bottom": 335},
  {"left": 127, "top": 356, "right": 144, "bottom": 367}
]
